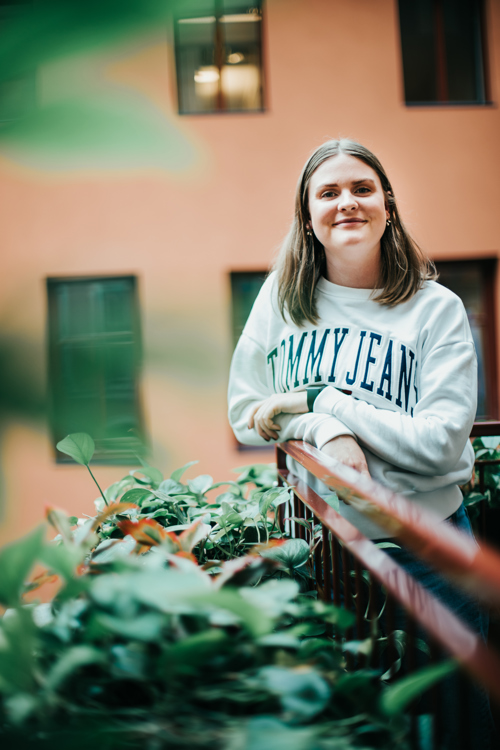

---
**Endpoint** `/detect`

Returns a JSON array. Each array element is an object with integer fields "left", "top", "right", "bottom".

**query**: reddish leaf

[
  {"left": 91, "top": 502, "right": 139, "bottom": 532},
  {"left": 249, "top": 539, "right": 286, "bottom": 556},
  {"left": 178, "top": 520, "right": 211, "bottom": 553},
  {"left": 24, "top": 569, "right": 59, "bottom": 594},
  {"left": 117, "top": 518, "right": 166, "bottom": 546}
]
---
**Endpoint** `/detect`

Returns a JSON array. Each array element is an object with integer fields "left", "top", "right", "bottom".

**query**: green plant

[
  {"left": 0, "top": 434, "right": 456, "bottom": 748},
  {"left": 461, "top": 436, "right": 500, "bottom": 531}
]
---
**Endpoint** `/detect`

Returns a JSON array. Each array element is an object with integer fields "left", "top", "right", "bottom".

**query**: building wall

[{"left": 1, "top": 0, "right": 500, "bottom": 545}]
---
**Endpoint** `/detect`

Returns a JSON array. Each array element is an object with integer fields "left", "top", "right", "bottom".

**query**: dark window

[
  {"left": 175, "top": 0, "right": 264, "bottom": 114},
  {"left": 435, "top": 259, "right": 497, "bottom": 420},
  {"left": 0, "top": 0, "right": 36, "bottom": 122},
  {"left": 398, "top": 0, "right": 488, "bottom": 105},
  {"left": 47, "top": 276, "right": 145, "bottom": 463},
  {"left": 230, "top": 270, "right": 267, "bottom": 350}
]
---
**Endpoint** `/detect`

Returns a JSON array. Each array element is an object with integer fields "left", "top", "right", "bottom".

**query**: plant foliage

[{"left": 0, "top": 434, "right": 455, "bottom": 748}]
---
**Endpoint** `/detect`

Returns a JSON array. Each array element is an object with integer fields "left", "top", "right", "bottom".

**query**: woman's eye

[
  {"left": 356, "top": 186, "right": 371, "bottom": 194},
  {"left": 321, "top": 190, "right": 336, "bottom": 198}
]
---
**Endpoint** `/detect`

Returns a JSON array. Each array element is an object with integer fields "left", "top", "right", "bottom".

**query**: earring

[
  {"left": 306, "top": 226, "right": 312, "bottom": 236},
  {"left": 386, "top": 219, "right": 391, "bottom": 227}
]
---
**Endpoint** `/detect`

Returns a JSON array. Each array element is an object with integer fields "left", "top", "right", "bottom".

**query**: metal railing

[{"left": 275, "top": 422, "right": 500, "bottom": 749}]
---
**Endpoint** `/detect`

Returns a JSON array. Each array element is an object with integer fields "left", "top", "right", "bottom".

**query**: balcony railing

[{"left": 275, "top": 422, "right": 500, "bottom": 749}]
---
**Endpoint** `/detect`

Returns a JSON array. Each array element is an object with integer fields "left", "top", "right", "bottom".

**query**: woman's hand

[
  {"left": 248, "top": 392, "right": 308, "bottom": 441},
  {"left": 321, "top": 435, "right": 371, "bottom": 478}
]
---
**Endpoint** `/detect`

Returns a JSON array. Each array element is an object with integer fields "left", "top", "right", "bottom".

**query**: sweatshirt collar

[{"left": 317, "top": 276, "right": 381, "bottom": 301}]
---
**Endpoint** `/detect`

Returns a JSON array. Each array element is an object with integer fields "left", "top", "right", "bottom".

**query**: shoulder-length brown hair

[{"left": 275, "top": 139, "right": 437, "bottom": 326}]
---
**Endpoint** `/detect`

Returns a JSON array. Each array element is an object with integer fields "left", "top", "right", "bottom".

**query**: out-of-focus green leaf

[
  {"left": 0, "top": 608, "right": 37, "bottom": 694},
  {"left": 0, "top": 95, "right": 196, "bottom": 172},
  {"left": 260, "top": 538, "right": 310, "bottom": 571},
  {"left": 56, "top": 433, "right": 94, "bottom": 466},
  {"left": 170, "top": 461, "right": 198, "bottom": 483},
  {"left": 0, "top": 525, "right": 46, "bottom": 607},
  {"left": 39, "top": 540, "right": 85, "bottom": 580},
  {"left": 120, "top": 488, "right": 155, "bottom": 505},
  {"left": 129, "top": 465, "right": 163, "bottom": 486},
  {"left": 45, "top": 645, "right": 106, "bottom": 692},
  {"left": 380, "top": 660, "right": 456, "bottom": 716},
  {"left": 163, "top": 629, "right": 228, "bottom": 674},
  {"left": 259, "top": 666, "right": 331, "bottom": 719},
  {"left": 242, "top": 717, "right": 315, "bottom": 750},
  {"left": 93, "top": 612, "right": 165, "bottom": 641},
  {"left": 188, "top": 475, "right": 214, "bottom": 496}
]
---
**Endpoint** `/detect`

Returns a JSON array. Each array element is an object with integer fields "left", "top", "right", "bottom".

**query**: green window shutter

[{"left": 47, "top": 275, "right": 145, "bottom": 464}]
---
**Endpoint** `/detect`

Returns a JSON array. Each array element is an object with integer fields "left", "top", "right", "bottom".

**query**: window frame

[
  {"left": 173, "top": 1, "right": 265, "bottom": 116},
  {"left": 434, "top": 257, "right": 498, "bottom": 421},
  {"left": 397, "top": 0, "right": 491, "bottom": 107}
]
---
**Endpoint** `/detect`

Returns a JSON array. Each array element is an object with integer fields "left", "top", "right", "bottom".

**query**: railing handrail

[
  {"left": 277, "top": 440, "right": 500, "bottom": 608},
  {"left": 277, "top": 457, "right": 500, "bottom": 705}
]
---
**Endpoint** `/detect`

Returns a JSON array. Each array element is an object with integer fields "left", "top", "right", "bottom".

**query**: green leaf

[
  {"left": 56, "top": 433, "right": 95, "bottom": 465},
  {"left": 0, "top": 525, "right": 46, "bottom": 607},
  {"left": 259, "top": 666, "right": 331, "bottom": 719},
  {"left": 120, "top": 487, "right": 155, "bottom": 505},
  {"left": 260, "top": 538, "right": 310, "bottom": 571},
  {"left": 380, "top": 660, "right": 456, "bottom": 716},
  {"left": 0, "top": 608, "right": 37, "bottom": 693},
  {"left": 45, "top": 645, "right": 106, "bottom": 692},
  {"left": 480, "top": 436, "right": 500, "bottom": 450},
  {"left": 39, "top": 540, "right": 85, "bottom": 580},
  {"left": 170, "top": 460, "right": 198, "bottom": 483},
  {"left": 130, "top": 466, "right": 163, "bottom": 486},
  {"left": 188, "top": 475, "right": 214, "bottom": 496}
]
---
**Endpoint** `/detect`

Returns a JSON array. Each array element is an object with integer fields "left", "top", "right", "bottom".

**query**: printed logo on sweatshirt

[{"left": 266, "top": 327, "right": 418, "bottom": 414}]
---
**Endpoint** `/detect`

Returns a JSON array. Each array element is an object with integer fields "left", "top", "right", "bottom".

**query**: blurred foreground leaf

[{"left": 0, "top": 525, "right": 45, "bottom": 607}]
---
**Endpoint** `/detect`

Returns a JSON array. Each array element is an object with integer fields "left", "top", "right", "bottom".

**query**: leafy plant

[
  {"left": 461, "top": 436, "right": 500, "bottom": 532},
  {"left": 0, "top": 434, "right": 456, "bottom": 748}
]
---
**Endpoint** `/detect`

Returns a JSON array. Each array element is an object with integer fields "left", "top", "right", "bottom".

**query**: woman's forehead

[{"left": 309, "top": 154, "right": 380, "bottom": 189}]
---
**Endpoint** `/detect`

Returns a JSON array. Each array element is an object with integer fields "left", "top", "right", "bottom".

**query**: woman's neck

[{"left": 324, "top": 248, "right": 381, "bottom": 289}]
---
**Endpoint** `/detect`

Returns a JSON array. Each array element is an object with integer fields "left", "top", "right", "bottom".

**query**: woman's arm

[
  {"left": 228, "top": 331, "right": 355, "bottom": 449},
  {"left": 313, "top": 341, "right": 477, "bottom": 476}
]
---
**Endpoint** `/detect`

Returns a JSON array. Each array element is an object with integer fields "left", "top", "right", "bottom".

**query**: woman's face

[{"left": 307, "top": 153, "right": 389, "bottom": 269}]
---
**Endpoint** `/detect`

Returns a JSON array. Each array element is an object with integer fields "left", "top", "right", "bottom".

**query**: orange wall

[{"left": 1, "top": 0, "right": 500, "bottom": 545}]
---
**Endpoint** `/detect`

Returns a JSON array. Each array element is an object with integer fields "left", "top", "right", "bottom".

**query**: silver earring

[
  {"left": 386, "top": 219, "right": 391, "bottom": 227},
  {"left": 306, "top": 229, "right": 312, "bottom": 236}
]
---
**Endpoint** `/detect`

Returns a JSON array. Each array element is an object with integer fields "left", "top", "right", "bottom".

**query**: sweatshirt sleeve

[
  {"left": 313, "top": 339, "right": 477, "bottom": 476},
  {"left": 228, "top": 329, "right": 355, "bottom": 449}
]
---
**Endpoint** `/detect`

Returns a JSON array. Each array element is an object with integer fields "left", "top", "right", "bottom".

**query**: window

[
  {"left": 175, "top": 0, "right": 264, "bottom": 114},
  {"left": 398, "top": 0, "right": 488, "bottom": 105},
  {"left": 47, "top": 276, "right": 145, "bottom": 463},
  {"left": 0, "top": 0, "right": 36, "bottom": 122},
  {"left": 435, "top": 259, "right": 497, "bottom": 420},
  {"left": 230, "top": 270, "right": 267, "bottom": 350}
]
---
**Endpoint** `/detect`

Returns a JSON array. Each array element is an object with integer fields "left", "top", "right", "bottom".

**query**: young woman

[
  {"left": 228, "top": 139, "right": 493, "bottom": 747},
  {"left": 229, "top": 138, "right": 476, "bottom": 539}
]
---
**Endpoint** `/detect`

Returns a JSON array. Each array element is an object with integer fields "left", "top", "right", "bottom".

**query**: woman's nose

[{"left": 338, "top": 190, "right": 357, "bottom": 211}]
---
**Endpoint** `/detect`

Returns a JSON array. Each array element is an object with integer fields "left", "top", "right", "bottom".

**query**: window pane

[
  {"left": 443, "top": 0, "right": 485, "bottom": 102},
  {"left": 398, "top": 0, "right": 437, "bottom": 103},
  {"left": 176, "top": 14, "right": 218, "bottom": 113},
  {"left": 221, "top": 5, "right": 263, "bottom": 111}
]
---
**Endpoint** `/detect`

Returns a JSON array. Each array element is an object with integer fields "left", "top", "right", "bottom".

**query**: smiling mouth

[{"left": 334, "top": 219, "right": 366, "bottom": 226}]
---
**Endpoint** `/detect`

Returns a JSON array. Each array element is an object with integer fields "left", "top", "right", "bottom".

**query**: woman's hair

[{"left": 274, "top": 138, "right": 437, "bottom": 326}]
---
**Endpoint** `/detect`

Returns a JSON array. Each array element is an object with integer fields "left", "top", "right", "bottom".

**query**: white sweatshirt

[{"left": 228, "top": 272, "right": 477, "bottom": 538}]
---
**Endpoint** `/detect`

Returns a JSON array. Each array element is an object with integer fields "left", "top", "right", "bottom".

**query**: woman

[{"left": 228, "top": 139, "right": 493, "bottom": 747}]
